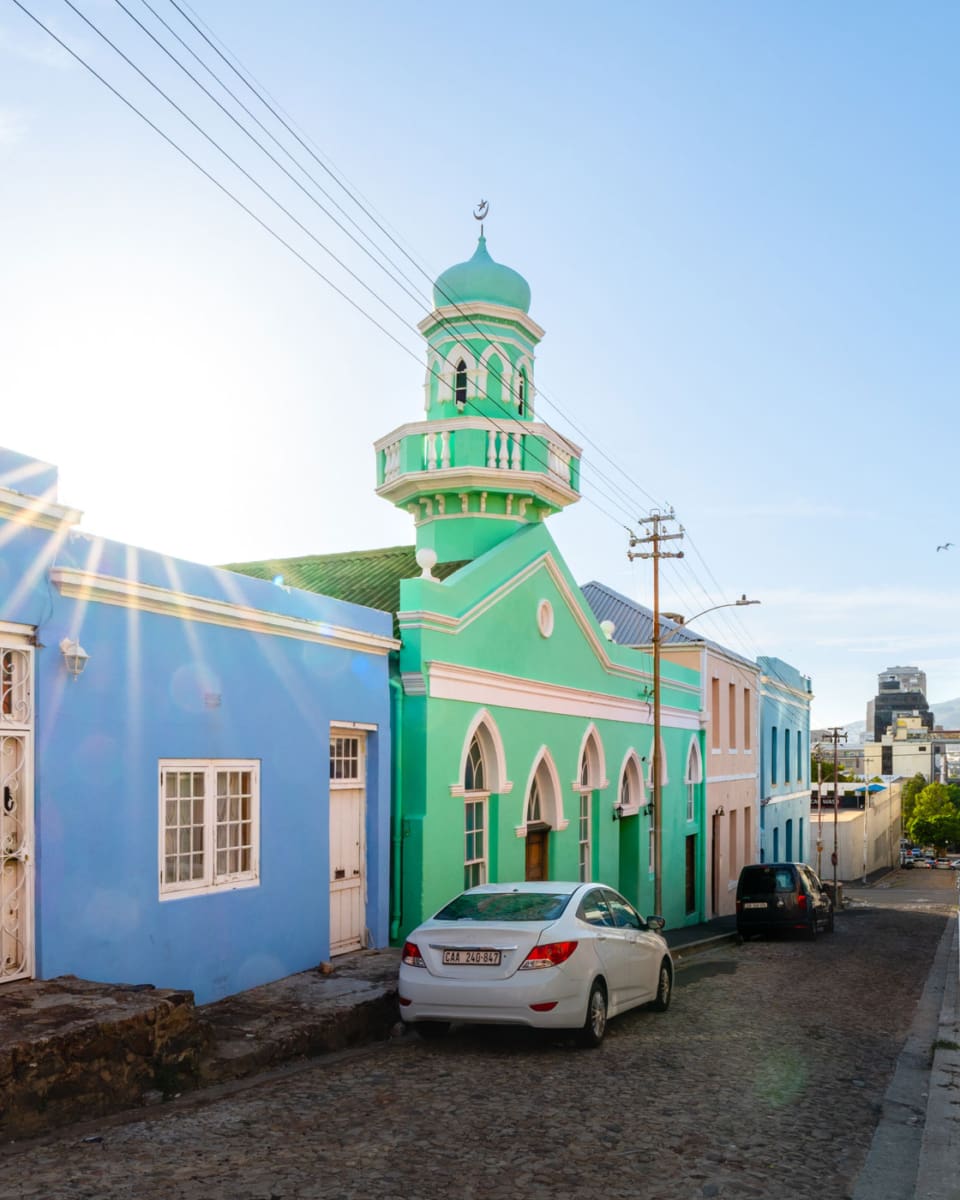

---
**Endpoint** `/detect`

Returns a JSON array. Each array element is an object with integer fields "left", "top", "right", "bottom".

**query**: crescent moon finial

[{"left": 473, "top": 198, "right": 489, "bottom": 223}]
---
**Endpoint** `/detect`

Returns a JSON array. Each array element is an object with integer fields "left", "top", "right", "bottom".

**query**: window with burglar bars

[{"left": 160, "top": 760, "right": 259, "bottom": 897}]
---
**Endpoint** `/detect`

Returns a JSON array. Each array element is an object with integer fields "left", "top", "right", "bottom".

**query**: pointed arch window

[
  {"left": 465, "top": 735, "right": 486, "bottom": 793},
  {"left": 618, "top": 754, "right": 644, "bottom": 819},
  {"left": 517, "top": 371, "right": 526, "bottom": 417},
  {"left": 454, "top": 359, "right": 467, "bottom": 410},
  {"left": 685, "top": 740, "right": 703, "bottom": 823},
  {"left": 528, "top": 778, "right": 543, "bottom": 823}
]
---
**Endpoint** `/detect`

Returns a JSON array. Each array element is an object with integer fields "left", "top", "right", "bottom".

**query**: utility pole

[
  {"left": 628, "top": 509, "right": 684, "bottom": 917},
  {"left": 820, "top": 727, "right": 847, "bottom": 899}
]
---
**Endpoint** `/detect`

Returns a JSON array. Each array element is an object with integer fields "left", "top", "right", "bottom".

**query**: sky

[{"left": 1, "top": 0, "right": 958, "bottom": 729}]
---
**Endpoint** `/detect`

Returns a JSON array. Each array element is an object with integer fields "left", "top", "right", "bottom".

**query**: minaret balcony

[{"left": 375, "top": 417, "right": 581, "bottom": 511}]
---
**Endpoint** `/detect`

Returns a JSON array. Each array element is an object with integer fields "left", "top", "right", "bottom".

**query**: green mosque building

[{"left": 229, "top": 230, "right": 706, "bottom": 939}]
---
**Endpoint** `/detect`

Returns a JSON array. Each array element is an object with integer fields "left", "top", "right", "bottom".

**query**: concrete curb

[
  {"left": 915, "top": 915, "right": 960, "bottom": 1200},
  {"left": 669, "top": 932, "right": 739, "bottom": 963},
  {"left": 852, "top": 914, "right": 956, "bottom": 1200}
]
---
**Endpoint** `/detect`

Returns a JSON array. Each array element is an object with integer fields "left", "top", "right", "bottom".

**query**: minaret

[{"left": 375, "top": 220, "right": 581, "bottom": 563}]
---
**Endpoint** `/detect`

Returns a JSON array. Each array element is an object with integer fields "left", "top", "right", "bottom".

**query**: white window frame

[
  {"left": 159, "top": 759, "right": 260, "bottom": 899},
  {"left": 578, "top": 792, "right": 591, "bottom": 882},
  {"left": 464, "top": 794, "right": 488, "bottom": 889}
]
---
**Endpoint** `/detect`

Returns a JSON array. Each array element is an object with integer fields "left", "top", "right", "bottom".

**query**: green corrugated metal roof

[{"left": 223, "top": 545, "right": 469, "bottom": 623}]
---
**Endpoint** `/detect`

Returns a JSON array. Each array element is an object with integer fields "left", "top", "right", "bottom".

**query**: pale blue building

[
  {"left": 0, "top": 447, "right": 395, "bottom": 1003},
  {"left": 758, "top": 656, "right": 813, "bottom": 864}
]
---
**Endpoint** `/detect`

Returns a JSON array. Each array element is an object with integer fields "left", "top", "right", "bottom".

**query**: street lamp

[{"left": 663, "top": 596, "right": 760, "bottom": 636}]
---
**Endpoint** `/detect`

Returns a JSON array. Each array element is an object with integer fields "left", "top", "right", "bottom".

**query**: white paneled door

[
  {"left": 1, "top": 634, "right": 34, "bottom": 984},
  {"left": 329, "top": 730, "right": 366, "bottom": 955}
]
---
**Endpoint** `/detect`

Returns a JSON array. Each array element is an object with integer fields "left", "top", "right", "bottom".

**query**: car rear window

[
  {"left": 434, "top": 892, "right": 573, "bottom": 922},
  {"left": 740, "top": 867, "right": 795, "bottom": 894}
]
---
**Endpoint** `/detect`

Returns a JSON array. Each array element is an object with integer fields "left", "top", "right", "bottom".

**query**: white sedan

[{"left": 399, "top": 881, "right": 673, "bottom": 1047}]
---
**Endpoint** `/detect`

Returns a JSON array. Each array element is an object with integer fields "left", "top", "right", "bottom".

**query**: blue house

[
  {"left": 0, "top": 447, "right": 396, "bottom": 1003},
  {"left": 758, "top": 656, "right": 813, "bottom": 865}
]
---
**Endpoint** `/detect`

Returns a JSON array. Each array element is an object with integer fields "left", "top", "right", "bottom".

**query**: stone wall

[{"left": 0, "top": 977, "right": 212, "bottom": 1138}]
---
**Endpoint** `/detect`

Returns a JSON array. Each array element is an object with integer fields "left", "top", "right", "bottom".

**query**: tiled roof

[
  {"left": 223, "top": 545, "right": 469, "bottom": 626},
  {"left": 581, "top": 580, "right": 701, "bottom": 647},
  {"left": 581, "top": 579, "right": 755, "bottom": 668}
]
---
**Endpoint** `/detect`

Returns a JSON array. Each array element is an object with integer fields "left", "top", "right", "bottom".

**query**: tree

[
  {"left": 810, "top": 754, "right": 853, "bottom": 783},
  {"left": 907, "top": 782, "right": 960, "bottom": 852},
  {"left": 901, "top": 773, "right": 928, "bottom": 827}
]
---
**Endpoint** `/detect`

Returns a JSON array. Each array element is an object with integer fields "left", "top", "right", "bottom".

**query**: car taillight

[
  {"left": 735, "top": 899, "right": 741, "bottom": 913},
  {"left": 401, "top": 941, "right": 425, "bottom": 967},
  {"left": 797, "top": 893, "right": 807, "bottom": 911},
  {"left": 519, "top": 941, "right": 578, "bottom": 970}
]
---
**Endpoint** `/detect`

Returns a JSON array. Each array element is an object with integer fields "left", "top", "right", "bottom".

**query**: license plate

[
  {"left": 442, "top": 949, "right": 501, "bottom": 966},
  {"left": 743, "top": 902, "right": 767, "bottom": 909}
]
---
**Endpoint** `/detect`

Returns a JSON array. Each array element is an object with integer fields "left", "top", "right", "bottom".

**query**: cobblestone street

[{"left": 1, "top": 895, "right": 951, "bottom": 1200}]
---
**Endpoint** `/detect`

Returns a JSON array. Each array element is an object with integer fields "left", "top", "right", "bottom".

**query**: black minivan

[{"left": 736, "top": 863, "right": 834, "bottom": 940}]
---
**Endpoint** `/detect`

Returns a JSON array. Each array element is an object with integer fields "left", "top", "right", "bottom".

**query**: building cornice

[
  {"left": 426, "top": 659, "right": 701, "bottom": 729},
  {"left": 378, "top": 468, "right": 579, "bottom": 513},
  {"left": 50, "top": 568, "right": 400, "bottom": 656},
  {"left": 0, "top": 486, "right": 82, "bottom": 532},
  {"left": 418, "top": 303, "right": 546, "bottom": 343}
]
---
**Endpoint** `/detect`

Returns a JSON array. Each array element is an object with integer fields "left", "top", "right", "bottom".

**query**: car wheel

[
  {"left": 649, "top": 959, "right": 673, "bottom": 1012},
  {"left": 415, "top": 1021, "right": 450, "bottom": 1040},
  {"left": 807, "top": 915, "right": 818, "bottom": 941},
  {"left": 578, "top": 980, "right": 607, "bottom": 1048}
]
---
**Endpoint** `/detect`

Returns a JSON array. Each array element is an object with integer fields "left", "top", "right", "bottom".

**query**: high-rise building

[{"left": 866, "top": 665, "right": 933, "bottom": 742}]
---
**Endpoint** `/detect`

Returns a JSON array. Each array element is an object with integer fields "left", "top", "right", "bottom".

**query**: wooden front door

[
  {"left": 685, "top": 833, "right": 697, "bottom": 915},
  {"left": 329, "top": 731, "right": 366, "bottom": 956},
  {"left": 525, "top": 826, "right": 549, "bottom": 881},
  {"left": 711, "top": 813, "right": 721, "bottom": 916}
]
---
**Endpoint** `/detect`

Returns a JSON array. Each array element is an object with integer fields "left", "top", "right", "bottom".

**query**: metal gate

[{"left": 1, "top": 634, "right": 34, "bottom": 984}]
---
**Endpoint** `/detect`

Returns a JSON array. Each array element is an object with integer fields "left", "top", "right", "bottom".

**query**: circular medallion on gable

[{"left": 537, "top": 599, "right": 554, "bottom": 638}]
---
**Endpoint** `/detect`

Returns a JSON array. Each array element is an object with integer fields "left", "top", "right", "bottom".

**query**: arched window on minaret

[
  {"left": 454, "top": 360, "right": 467, "bottom": 410},
  {"left": 517, "top": 371, "right": 526, "bottom": 417}
]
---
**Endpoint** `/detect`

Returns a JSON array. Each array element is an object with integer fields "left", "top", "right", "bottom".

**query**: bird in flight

[{"left": 936, "top": 542, "right": 954, "bottom": 551}]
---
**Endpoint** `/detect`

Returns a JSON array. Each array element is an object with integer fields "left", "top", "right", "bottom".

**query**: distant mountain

[{"left": 843, "top": 696, "right": 960, "bottom": 742}]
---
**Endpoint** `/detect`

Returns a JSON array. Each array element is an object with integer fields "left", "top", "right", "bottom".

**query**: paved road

[{"left": 2, "top": 873, "right": 955, "bottom": 1200}]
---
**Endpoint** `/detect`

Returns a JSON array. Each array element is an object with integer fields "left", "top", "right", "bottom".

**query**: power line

[
  {"left": 21, "top": 1, "right": 775, "bottom": 652},
  {"left": 156, "top": 0, "right": 669, "bottom": 520},
  {"left": 20, "top": 0, "right": 634, "bottom": 533}
]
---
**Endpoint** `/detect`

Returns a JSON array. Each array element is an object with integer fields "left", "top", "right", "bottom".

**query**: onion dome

[{"left": 433, "top": 235, "right": 531, "bottom": 313}]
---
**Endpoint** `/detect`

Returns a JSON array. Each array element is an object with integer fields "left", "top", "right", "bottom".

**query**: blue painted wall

[
  {"left": 757, "top": 656, "right": 813, "bottom": 865},
  {"left": 0, "top": 448, "right": 393, "bottom": 1003}
]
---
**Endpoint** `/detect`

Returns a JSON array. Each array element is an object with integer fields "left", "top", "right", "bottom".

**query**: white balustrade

[{"left": 383, "top": 441, "right": 401, "bottom": 482}]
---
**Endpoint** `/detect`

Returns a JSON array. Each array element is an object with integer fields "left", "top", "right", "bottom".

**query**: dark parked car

[{"left": 736, "top": 863, "right": 834, "bottom": 940}]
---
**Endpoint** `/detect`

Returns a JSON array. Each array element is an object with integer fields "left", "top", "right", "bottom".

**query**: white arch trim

[
  {"left": 617, "top": 749, "right": 647, "bottom": 818},
  {"left": 449, "top": 708, "right": 513, "bottom": 797},
  {"left": 515, "top": 746, "right": 569, "bottom": 837},
  {"left": 645, "top": 734, "right": 670, "bottom": 787},
  {"left": 477, "top": 344, "right": 516, "bottom": 407},
  {"left": 572, "top": 722, "right": 609, "bottom": 791},
  {"left": 685, "top": 735, "right": 704, "bottom": 784}
]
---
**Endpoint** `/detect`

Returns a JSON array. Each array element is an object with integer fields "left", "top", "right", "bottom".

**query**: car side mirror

[{"left": 646, "top": 915, "right": 666, "bottom": 932}]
